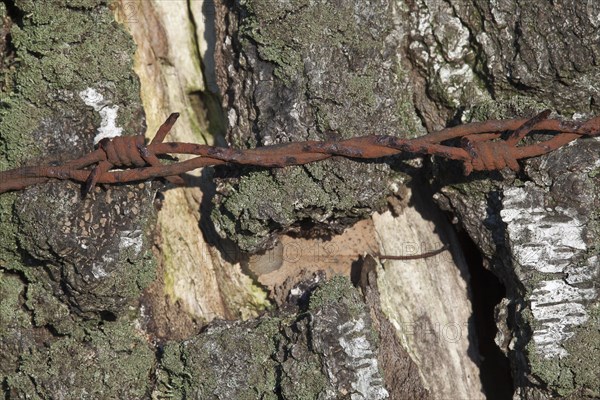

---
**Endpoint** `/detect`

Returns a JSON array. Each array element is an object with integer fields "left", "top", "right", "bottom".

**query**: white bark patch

[
  {"left": 79, "top": 88, "right": 123, "bottom": 144},
  {"left": 409, "top": 0, "right": 483, "bottom": 108},
  {"left": 91, "top": 262, "right": 108, "bottom": 279},
  {"left": 337, "top": 318, "right": 389, "bottom": 400},
  {"left": 119, "top": 230, "right": 144, "bottom": 256},
  {"left": 91, "top": 254, "right": 114, "bottom": 279},
  {"left": 501, "top": 184, "right": 598, "bottom": 359}
]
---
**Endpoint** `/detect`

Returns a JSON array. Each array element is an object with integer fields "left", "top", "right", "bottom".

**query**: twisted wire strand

[{"left": 1, "top": 110, "right": 599, "bottom": 195}]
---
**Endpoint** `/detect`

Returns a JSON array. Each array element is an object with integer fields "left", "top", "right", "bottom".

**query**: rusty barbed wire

[{"left": 1, "top": 109, "right": 599, "bottom": 195}]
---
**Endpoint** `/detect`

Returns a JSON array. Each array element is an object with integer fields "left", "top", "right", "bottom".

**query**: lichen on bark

[
  {"left": 211, "top": 0, "right": 422, "bottom": 252},
  {"left": 155, "top": 276, "right": 388, "bottom": 400},
  {"left": 406, "top": 1, "right": 600, "bottom": 397},
  {"left": 436, "top": 135, "right": 600, "bottom": 399},
  {"left": 0, "top": 1, "right": 156, "bottom": 397}
]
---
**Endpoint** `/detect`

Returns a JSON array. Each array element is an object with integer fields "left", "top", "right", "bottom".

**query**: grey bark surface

[
  {"left": 0, "top": 1, "right": 156, "bottom": 398},
  {"left": 1, "top": 0, "right": 599, "bottom": 399},
  {"left": 210, "top": 0, "right": 421, "bottom": 252},
  {"left": 406, "top": 1, "right": 600, "bottom": 398},
  {"left": 212, "top": 0, "right": 600, "bottom": 398},
  {"left": 155, "top": 277, "right": 390, "bottom": 400}
]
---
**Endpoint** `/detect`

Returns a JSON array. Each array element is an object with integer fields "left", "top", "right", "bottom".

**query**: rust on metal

[
  {"left": 376, "top": 244, "right": 450, "bottom": 261},
  {"left": 1, "top": 110, "right": 599, "bottom": 195}
]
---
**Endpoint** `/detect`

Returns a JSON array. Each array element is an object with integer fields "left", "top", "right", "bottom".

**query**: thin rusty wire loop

[
  {"left": 1, "top": 110, "right": 599, "bottom": 195},
  {"left": 376, "top": 244, "right": 450, "bottom": 261}
]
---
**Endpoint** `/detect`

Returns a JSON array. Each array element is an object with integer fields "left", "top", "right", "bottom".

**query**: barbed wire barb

[{"left": 1, "top": 110, "right": 599, "bottom": 195}]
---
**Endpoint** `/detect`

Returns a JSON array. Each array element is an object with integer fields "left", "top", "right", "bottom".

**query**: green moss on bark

[
  {"left": 308, "top": 275, "right": 365, "bottom": 318},
  {"left": 527, "top": 304, "right": 600, "bottom": 398},
  {"left": 0, "top": 272, "right": 34, "bottom": 381},
  {"left": 0, "top": 0, "right": 143, "bottom": 260},
  {"left": 157, "top": 317, "right": 281, "bottom": 399},
  {"left": 212, "top": 161, "right": 392, "bottom": 251},
  {"left": 155, "top": 277, "right": 384, "bottom": 399},
  {"left": 464, "top": 95, "right": 551, "bottom": 123},
  {"left": 212, "top": 0, "right": 420, "bottom": 252},
  {"left": 562, "top": 303, "right": 600, "bottom": 397},
  {"left": 0, "top": 1, "right": 155, "bottom": 398},
  {"left": 6, "top": 319, "right": 155, "bottom": 399}
]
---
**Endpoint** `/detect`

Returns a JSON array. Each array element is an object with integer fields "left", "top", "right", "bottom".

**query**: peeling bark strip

[
  {"left": 154, "top": 277, "right": 389, "bottom": 399},
  {"left": 501, "top": 183, "right": 598, "bottom": 359},
  {"left": 1, "top": 110, "right": 599, "bottom": 194}
]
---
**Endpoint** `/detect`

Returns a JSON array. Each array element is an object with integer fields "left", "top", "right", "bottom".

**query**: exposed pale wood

[
  {"left": 114, "top": 0, "right": 268, "bottom": 325},
  {"left": 247, "top": 187, "right": 484, "bottom": 398},
  {"left": 115, "top": 0, "right": 206, "bottom": 141},
  {"left": 373, "top": 189, "right": 484, "bottom": 400}
]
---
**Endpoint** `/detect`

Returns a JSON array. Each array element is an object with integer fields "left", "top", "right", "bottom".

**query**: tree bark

[
  {"left": 406, "top": 1, "right": 600, "bottom": 398},
  {"left": 1, "top": 0, "right": 598, "bottom": 399}
]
